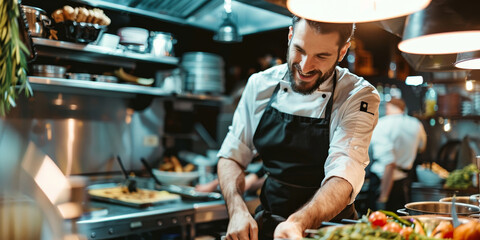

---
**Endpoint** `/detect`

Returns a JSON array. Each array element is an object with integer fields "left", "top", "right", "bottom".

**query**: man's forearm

[
  {"left": 218, "top": 157, "right": 250, "bottom": 217},
  {"left": 286, "top": 177, "right": 353, "bottom": 230},
  {"left": 378, "top": 163, "right": 395, "bottom": 202}
]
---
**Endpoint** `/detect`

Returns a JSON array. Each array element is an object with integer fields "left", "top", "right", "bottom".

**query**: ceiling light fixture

[
  {"left": 465, "top": 70, "right": 480, "bottom": 91},
  {"left": 213, "top": 0, "right": 242, "bottom": 43},
  {"left": 398, "top": 0, "right": 480, "bottom": 55},
  {"left": 455, "top": 51, "right": 480, "bottom": 69},
  {"left": 286, "top": 0, "right": 431, "bottom": 23}
]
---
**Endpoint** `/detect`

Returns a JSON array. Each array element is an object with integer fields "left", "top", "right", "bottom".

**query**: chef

[{"left": 217, "top": 15, "right": 380, "bottom": 240}]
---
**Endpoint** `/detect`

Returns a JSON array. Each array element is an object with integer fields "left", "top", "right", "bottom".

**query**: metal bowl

[{"left": 399, "top": 201, "right": 480, "bottom": 216}]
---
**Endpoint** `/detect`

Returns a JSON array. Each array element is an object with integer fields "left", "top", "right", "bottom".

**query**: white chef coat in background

[
  {"left": 370, "top": 113, "right": 427, "bottom": 181},
  {"left": 218, "top": 63, "right": 380, "bottom": 203}
]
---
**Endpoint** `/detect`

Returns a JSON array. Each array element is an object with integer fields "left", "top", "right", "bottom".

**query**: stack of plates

[{"left": 180, "top": 52, "right": 225, "bottom": 94}]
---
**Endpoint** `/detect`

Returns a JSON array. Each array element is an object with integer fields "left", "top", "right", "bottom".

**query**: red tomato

[
  {"left": 368, "top": 211, "right": 388, "bottom": 227},
  {"left": 382, "top": 222, "right": 403, "bottom": 233},
  {"left": 400, "top": 227, "right": 414, "bottom": 239}
]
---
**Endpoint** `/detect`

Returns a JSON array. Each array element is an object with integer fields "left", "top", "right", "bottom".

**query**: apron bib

[{"left": 252, "top": 71, "right": 356, "bottom": 239}]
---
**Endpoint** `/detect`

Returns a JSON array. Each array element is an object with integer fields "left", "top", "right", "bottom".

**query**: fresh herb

[{"left": 0, "top": 0, "right": 32, "bottom": 116}]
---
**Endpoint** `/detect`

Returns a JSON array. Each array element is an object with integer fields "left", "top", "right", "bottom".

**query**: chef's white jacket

[
  {"left": 370, "top": 113, "right": 427, "bottom": 181},
  {"left": 218, "top": 64, "right": 380, "bottom": 203}
]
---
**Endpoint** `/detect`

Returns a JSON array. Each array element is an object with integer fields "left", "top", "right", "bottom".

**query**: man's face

[{"left": 286, "top": 19, "right": 349, "bottom": 95}]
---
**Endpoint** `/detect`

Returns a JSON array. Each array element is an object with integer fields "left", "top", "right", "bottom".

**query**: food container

[
  {"left": 93, "top": 75, "right": 118, "bottom": 83},
  {"left": 21, "top": 5, "right": 51, "bottom": 38},
  {"left": 117, "top": 27, "right": 149, "bottom": 46},
  {"left": 149, "top": 31, "right": 176, "bottom": 57},
  {"left": 32, "top": 64, "right": 66, "bottom": 78},
  {"left": 54, "top": 20, "right": 106, "bottom": 43},
  {"left": 397, "top": 201, "right": 480, "bottom": 216},
  {"left": 95, "top": 33, "right": 120, "bottom": 50},
  {"left": 66, "top": 73, "right": 92, "bottom": 81}
]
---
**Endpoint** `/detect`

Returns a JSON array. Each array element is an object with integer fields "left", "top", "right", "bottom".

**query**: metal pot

[
  {"left": 21, "top": 5, "right": 51, "bottom": 38},
  {"left": 440, "top": 195, "right": 480, "bottom": 206},
  {"left": 397, "top": 201, "right": 480, "bottom": 216}
]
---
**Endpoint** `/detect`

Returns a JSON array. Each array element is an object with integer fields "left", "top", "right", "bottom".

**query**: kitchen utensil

[
  {"left": 140, "top": 158, "right": 162, "bottom": 186},
  {"left": 21, "top": 5, "right": 51, "bottom": 38},
  {"left": 451, "top": 194, "right": 460, "bottom": 228},
  {"left": 32, "top": 64, "right": 66, "bottom": 78},
  {"left": 116, "top": 156, "right": 137, "bottom": 193},
  {"left": 160, "top": 184, "right": 222, "bottom": 200},
  {"left": 397, "top": 201, "right": 480, "bottom": 216}
]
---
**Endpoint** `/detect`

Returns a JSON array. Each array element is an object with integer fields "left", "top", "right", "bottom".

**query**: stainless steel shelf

[
  {"left": 28, "top": 76, "right": 228, "bottom": 102},
  {"left": 32, "top": 37, "right": 179, "bottom": 68}
]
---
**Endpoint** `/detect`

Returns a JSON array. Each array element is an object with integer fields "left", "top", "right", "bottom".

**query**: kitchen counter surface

[{"left": 76, "top": 193, "right": 259, "bottom": 239}]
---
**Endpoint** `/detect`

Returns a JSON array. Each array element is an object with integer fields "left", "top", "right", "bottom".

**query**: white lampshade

[
  {"left": 398, "top": 0, "right": 480, "bottom": 55},
  {"left": 286, "top": 0, "right": 431, "bottom": 23},
  {"left": 455, "top": 51, "right": 480, "bottom": 69}
]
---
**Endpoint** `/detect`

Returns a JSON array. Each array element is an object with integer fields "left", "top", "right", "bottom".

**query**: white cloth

[
  {"left": 217, "top": 64, "right": 380, "bottom": 203},
  {"left": 370, "top": 113, "right": 427, "bottom": 181}
]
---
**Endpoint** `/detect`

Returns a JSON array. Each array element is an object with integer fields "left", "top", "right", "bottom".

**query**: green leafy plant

[{"left": 0, "top": 0, "right": 32, "bottom": 116}]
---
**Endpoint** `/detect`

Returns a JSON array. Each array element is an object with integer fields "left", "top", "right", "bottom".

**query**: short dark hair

[{"left": 292, "top": 15, "right": 355, "bottom": 47}]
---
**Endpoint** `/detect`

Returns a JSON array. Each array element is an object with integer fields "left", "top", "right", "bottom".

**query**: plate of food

[
  {"left": 305, "top": 210, "right": 480, "bottom": 239},
  {"left": 88, "top": 183, "right": 180, "bottom": 208}
]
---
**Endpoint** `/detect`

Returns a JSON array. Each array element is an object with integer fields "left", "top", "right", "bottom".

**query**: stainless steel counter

[{"left": 76, "top": 195, "right": 260, "bottom": 240}]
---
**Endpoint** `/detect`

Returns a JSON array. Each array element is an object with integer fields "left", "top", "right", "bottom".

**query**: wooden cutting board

[{"left": 88, "top": 186, "right": 181, "bottom": 208}]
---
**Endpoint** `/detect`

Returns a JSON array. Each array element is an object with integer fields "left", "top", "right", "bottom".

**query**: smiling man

[{"left": 217, "top": 16, "right": 380, "bottom": 240}]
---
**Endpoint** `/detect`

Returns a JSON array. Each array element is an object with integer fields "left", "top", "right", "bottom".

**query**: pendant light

[
  {"left": 213, "top": 0, "right": 242, "bottom": 43},
  {"left": 455, "top": 51, "right": 480, "bottom": 69},
  {"left": 286, "top": 0, "right": 431, "bottom": 23},
  {"left": 398, "top": 0, "right": 480, "bottom": 55}
]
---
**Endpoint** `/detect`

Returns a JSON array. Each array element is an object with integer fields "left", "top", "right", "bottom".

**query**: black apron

[{"left": 252, "top": 71, "right": 356, "bottom": 239}]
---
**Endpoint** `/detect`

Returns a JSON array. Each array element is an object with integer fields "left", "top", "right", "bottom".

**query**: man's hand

[
  {"left": 274, "top": 221, "right": 304, "bottom": 240},
  {"left": 225, "top": 211, "right": 258, "bottom": 240}
]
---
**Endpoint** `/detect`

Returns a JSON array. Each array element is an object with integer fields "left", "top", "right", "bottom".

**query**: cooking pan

[
  {"left": 397, "top": 201, "right": 480, "bottom": 216},
  {"left": 440, "top": 195, "right": 480, "bottom": 206}
]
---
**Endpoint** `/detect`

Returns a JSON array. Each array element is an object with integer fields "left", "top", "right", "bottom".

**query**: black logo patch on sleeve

[{"left": 360, "top": 101, "right": 374, "bottom": 115}]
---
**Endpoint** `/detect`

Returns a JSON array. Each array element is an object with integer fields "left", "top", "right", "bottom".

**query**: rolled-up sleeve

[
  {"left": 323, "top": 87, "right": 380, "bottom": 204},
  {"left": 217, "top": 75, "right": 259, "bottom": 168}
]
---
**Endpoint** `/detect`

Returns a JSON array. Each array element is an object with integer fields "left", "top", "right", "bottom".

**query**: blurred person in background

[{"left": 369, "top": 98, "right": 427, "bottom": 211}]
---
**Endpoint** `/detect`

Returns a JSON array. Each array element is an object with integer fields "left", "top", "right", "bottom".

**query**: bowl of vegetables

[{"left": 306, "top": 210, "right": 480, "bottom": 240}]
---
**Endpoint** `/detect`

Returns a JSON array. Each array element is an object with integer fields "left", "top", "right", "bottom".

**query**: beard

[{"left": 286, "top": 52, "right": 338, "bottom": 95}]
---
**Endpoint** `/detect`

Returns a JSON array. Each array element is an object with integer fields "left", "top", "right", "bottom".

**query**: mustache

[{"left": 293, "top": 63, "right": 321, "bottom": 76}]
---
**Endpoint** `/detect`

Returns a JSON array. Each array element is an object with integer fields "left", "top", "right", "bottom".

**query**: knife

[{"left": 451, "top": 194, "right": 460, "bottom": 228}]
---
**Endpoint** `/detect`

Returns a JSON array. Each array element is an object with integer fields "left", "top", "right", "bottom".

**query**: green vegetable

[
  {"left": 303, "top": 223, "right": 444, "bottom": 240},
  {"left": 0, "top": 0, "right": 32, "bottom": 116},
  {"left": 379, "top": 210, "right": 413, "bottom": 227},
  {"left": 445, "top": 164, "right": 479, "bottom": 189}
]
